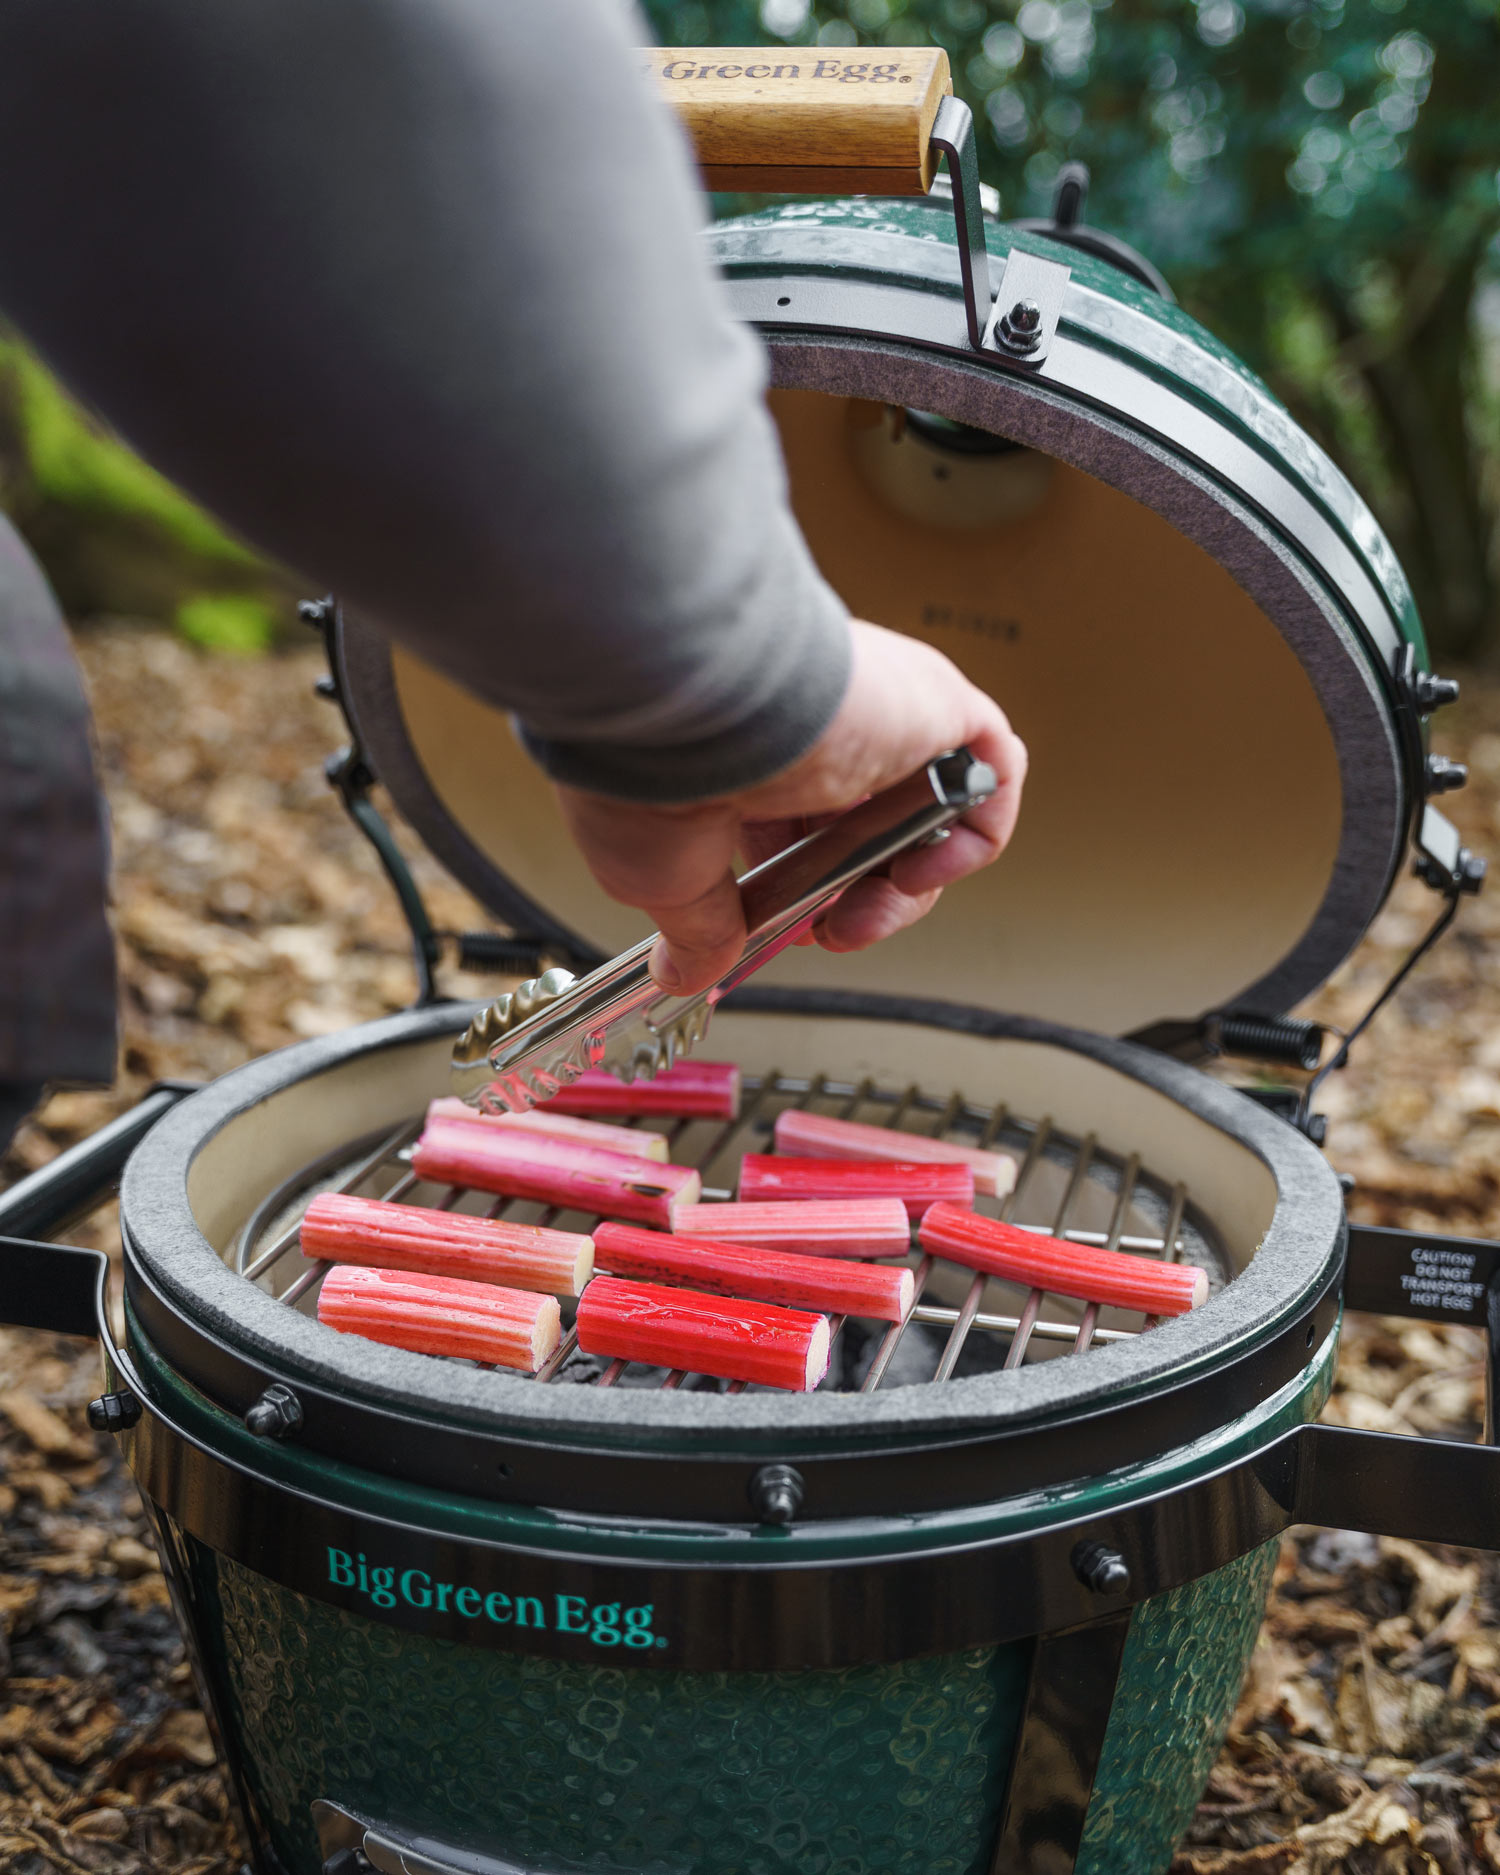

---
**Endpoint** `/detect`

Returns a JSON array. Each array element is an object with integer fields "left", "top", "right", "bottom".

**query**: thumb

[{"left": 553, "top": 788, "right": 748, "bottom": 995}]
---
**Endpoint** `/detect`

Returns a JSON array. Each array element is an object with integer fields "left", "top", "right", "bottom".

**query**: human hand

[{"left": 554, "top": 619, "right": 1028, "bottom": 996}]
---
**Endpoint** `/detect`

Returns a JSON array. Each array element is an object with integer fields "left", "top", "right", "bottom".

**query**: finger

[
  {"left": 646, "top": 871, "right": 748, "bottom": 994},
  {"left": 554, "top": 788, "right": 747, "bottom": 994},
  {"left": 816, "top": 873, "right": 942, "bottom": 952}
]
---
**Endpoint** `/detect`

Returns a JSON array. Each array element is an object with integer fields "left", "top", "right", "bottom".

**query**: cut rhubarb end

[
  {"left": 894, "top": 1266, "right": 916, "bottom": 1319},
  {"left": 804, "top": 1315, "right": 831, "bottom": 1391},
  {"left": 662, "top": 1170, "right": 702, "bottom": 1224},
  {"left": 1188, "top": 1266, "right": 1209, "bottom": 1309}
]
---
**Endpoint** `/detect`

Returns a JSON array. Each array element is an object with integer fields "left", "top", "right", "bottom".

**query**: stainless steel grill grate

[{"left": 232, "top": 1071, "right": 1227, "bottom": 1394}]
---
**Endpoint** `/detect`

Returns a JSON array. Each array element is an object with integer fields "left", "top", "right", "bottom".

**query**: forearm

[{"left": 0, "top": 0, "right": 850, "bottom": 799}]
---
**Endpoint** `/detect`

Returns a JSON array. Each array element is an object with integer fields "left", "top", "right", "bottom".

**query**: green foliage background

[
  {"left": 1, "top": 0, "right": 1496, "bottom": 653},
  {"left": 647, "top": 0, "right": 1500, "bottom": 657}
]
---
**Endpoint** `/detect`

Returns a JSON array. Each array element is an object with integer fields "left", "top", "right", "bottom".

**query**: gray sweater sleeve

[{"left": 0, "top": 0, "right": 851, "bottom": 802}]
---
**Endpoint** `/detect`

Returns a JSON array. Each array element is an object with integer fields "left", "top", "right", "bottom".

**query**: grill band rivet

[
  {"left": 245, "top": 1383, "right": 305, "bottom": 1441},
  {"left": 748, "top": 1462, "right": 805, "bottom": 1527},
  {"left": 86, "top": 1391, "right": 142, "bottom": 1435},
  {"left": 1071, "top": 1539, "right": 1131, "bottom": 1596}
]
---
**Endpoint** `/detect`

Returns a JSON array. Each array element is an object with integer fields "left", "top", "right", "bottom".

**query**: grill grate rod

[
  {"left": 853, "top": 1082, "right": 969, "bottom": 1392},
  {"left": 912, "top": 1302, "right": 1135, "bottom": 1345},
  {"left": 1072, "top": 1152, "right": 1140, "bottom": 1355},
  {"left": 242, "top": 1121, "right": 420, "bottom": 1282}
]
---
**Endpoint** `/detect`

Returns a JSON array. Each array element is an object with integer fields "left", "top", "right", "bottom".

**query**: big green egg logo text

[{"left": 326, "top": 1549, "right": 666, "bottom": 1648}]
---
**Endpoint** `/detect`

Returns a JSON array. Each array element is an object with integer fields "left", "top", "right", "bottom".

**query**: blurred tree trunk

[{"left": 1318, "top": 248, "right": 1494, "bottom": 659}]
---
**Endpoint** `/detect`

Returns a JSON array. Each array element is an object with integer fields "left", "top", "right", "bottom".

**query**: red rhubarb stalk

[
  {"left": 773, "top": 1109, "right": 1016, "bottom": 1198},
  {"left": 673, "top": 1199, "right": 910, "bottom": 1258},
  {"left": 917, "top": 1203, "right": 1208, "bottom": 1315},
  {"left": 300, "top": 1192, "right": 592, "bottom": 1297},
  {"left": 425, "top": 1099, "right": 668, "bottom": 1163},
  {"left": 318, "top": 1264, "right": 560, "bottom": 1371},
  {"left": 412, "top": 1120, "right": 699, "bottom": 1229},
  {"left": 593, "top": 1221, "right": 912, "bottom": 1322},
  {"left": 522, "top": 1061, "right": 741, "bottom": 1120},
  {"left": 576, "top": 1274, "right": 829, "bottom": 1390},
  {"left": 738, "top": 1153, "right": 973, "bottom": 1219}
]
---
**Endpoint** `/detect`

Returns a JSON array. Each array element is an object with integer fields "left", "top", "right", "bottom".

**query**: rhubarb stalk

[
  {"left": 576, "top": 1274, "right": 829, "bottom": 1390},
  {"left": 425, "top": 1099, "right": 668, "bottom": 1163},
  {"left": 301, "top": 1192, "right": 592, "bottom": 1296},
  {"left": 917, "top": 1203, "right": 1208, "bottom": 1315},
  {"left": 672, "top": 1198, "right": 910, "bottom": 1258},
  {"left": 523, "top": 1061, "right": 740, "bottom": 1120},
  {"left": 412, "top": 1119, "right": 699, "bottom": 1229},
  {"left": 318, "top": 1265, "right": 560, "bottom": 1370},
  {"left": 738, "top": 1153, "right": 972, "bottom": 1219},
  {"left": 773, "top": 1109, "right": 1016, "bottom": 1198},
  {"left": 593, "top": 1221, "right": 912, "bottom": 1322}
]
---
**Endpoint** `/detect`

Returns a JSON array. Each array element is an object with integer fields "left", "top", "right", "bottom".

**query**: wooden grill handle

[{"left": 643, "top": 45, "right": 952, "bottom": 195}]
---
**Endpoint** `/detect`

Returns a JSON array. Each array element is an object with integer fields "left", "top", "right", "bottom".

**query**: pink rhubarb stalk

[
  {"left": 412, "top": 1119, "right": 699, "bottom": 1229},
  {"left": 300, "top": 1192, "right": 592, "bottom": 1297},
  {"left": 773, "top": 1109, "right": 1016, "bottom": 1198},
  {"left": 738, "top": 1153, "right": 973, "bottom": 1219},
  {"left": 593, "top": 1221, "right": 912, "bottom": 1323},
  {"left": 425, "top": 1099, "right": 668, "bottom": 1163},
  {"left": 530, "top": 1061, "right": 741, "bottom": 1120},
  {"left": 318, "top": 1264, "right": 560, "bottom": 1371},
  {"left": 672, "top": 1198, "right": 909, "bottom": 1258},
  {"left": 917, "top": 1203, "right": 1208, "bottom": 1315},
  {"left": 576, "top": 1274, "right": 829, "bottom": 1391}
]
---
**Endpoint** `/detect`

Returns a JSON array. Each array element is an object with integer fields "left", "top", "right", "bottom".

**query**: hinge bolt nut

[
  {"left": 298, "top": 595, "right": 335, "bottom": 629},
  {"left": 1415, "top": 671, "right": 1460, "bottom": 711},
  {"left": 748, "top": 1463, "right": 804, "bottom": 1526},
  {"left": 86, "top": 1391, "right": 142, "bottom": 1435},
  {"left": 1426, "top": 754, "right": 1468, "bottom": 795},
  {"left": 1072, "top": 1539, "right": 1131, "bottom": 1596},
  {"left": 998, "top": 297, "right": 1044, "bottom": 353},
  {"left": 245, "top": 1384, "right": 304, "bottom": 1440}
]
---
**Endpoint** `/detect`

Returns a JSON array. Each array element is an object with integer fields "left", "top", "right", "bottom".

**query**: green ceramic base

[{"left": 178, "top": 1534, "right": 1274, "bottom": 1875}]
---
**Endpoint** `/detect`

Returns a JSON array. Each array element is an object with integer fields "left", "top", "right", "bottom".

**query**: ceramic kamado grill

[{"left": 7, "top": 47, "right": 1500, "bottom": 1875}]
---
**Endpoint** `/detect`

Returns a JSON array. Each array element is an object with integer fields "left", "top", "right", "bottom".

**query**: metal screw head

[
  {"left": 996, "top": 297, "right": 1045, "bottom": 356},
  {"left": 748, "top": 1463, "right": 805, "bottom": 1526},
  {"left": 245, "top": 1384, "right": 304, "bottom": 1440},
  {"left": 1426, "top": 754, "right": 1468, "bottom": 796},
  {"left": 1071, "top": 1539, "right": 1131, "bottom": 1596},
  {"left": 1008, "top": 298, "right": 1041, "bottom": 333},
  {"left": 86, "top": 1391, "right": 142, "bottom": 1435}
]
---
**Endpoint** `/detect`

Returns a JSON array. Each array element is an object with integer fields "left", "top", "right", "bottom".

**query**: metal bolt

[
  {"left": 245, "top": 1384, "right": 304, "bottom": 1440},
  {"left": 298, "top": 595, "right": 335, "bottom": 628},
  {"left": 86, "top": 1391, "right": 142, "bottom": 1435},
  {"left": 1426, "top": 754, "right": 1468, "bottom": 795},
  {"left": 997, "top": 297, "right": 1044, "bottom": 355},
  {"left": 748, "top": 1463, "right": 805, "bottom": 1527},
  {"left": 1414, "top": 671, "right": 1460, "bottom": 712},
  {"left": 1071, "top": 1539, "right": 1130, "bottom": 1596}
]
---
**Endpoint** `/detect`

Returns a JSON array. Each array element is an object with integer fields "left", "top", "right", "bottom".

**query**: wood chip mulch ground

[{"left": 5, "top": 623, "right": 1500, "bottom": 1873}]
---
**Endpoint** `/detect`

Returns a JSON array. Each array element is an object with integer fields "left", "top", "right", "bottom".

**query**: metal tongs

[{"left": 451, "top": 748, "right": 996, "bottom": 1113}]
